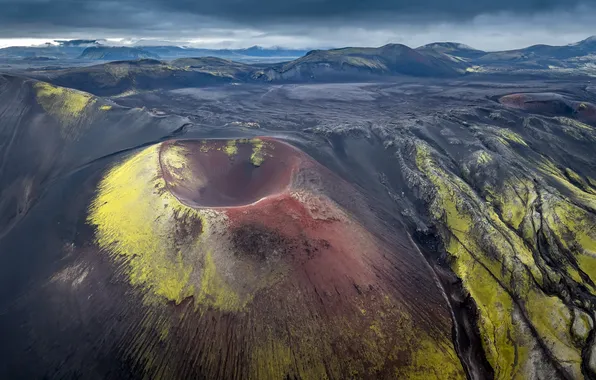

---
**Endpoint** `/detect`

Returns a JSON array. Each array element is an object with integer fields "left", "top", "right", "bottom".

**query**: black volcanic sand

[{"left": 1, "top": 75, "right": 596, "bottom": 379}]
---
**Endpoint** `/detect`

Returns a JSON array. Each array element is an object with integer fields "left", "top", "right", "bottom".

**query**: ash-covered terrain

[{"left": 1, "top": 50, "right": 596, "bottom": 380}]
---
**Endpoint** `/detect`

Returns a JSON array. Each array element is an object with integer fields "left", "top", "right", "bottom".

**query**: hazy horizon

[{"left": 1, "top": 33, "right": 596, "bottom": 52}]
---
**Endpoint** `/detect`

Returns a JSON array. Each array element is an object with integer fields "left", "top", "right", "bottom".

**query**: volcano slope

[{"left": 0, "top": 75, "right": 595, "bottom": 380}]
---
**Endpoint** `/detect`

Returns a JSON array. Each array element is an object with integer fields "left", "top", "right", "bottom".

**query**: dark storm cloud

[
  {"left": 1, "top": 0, "right": 595, "bottom": 49},
  {"left": 0, "top": 0, "right": 593, "bottom": 33},
  {"left": 0, "top": 1, "right": 170, "bottom": 31},
  {"left": 151, "top": 0, "right": 590, "bottom": 22}
]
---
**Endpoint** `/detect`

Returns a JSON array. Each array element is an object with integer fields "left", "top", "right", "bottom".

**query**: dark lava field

[{"left": 1, "top": 73, "right": 596, "bottom": 380}]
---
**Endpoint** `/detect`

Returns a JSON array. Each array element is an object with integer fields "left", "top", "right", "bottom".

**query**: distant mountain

[
  {"left": 474, "top": 36, "right": 596, "bottom": 68},
  {"left": 79, "top": 47, "right": 160, "bottom": 60},
  {"left": 3, "top": 35, "right": 596, "bottom": 75},
  {"left": 253, "top": 44, "right": 462, "bottom": 82},
  {"left": 411, "top": 36, "right": 596, "bottom": 76},
  {"left": 571, "top": 36, "right": 596, "bottom": 52},
  {"left": 416, "top": 42, "right": 487, "bottom": 59},
  {"left": 11, "top": 35, "right": 596, "bottom": 94},
  {"left": 478, "top": 45, "right": 579, "bottom": 64},
  {"left": 0, "top": 40, "right": 309, "bottom": 62},
  {"left": 170, "top": 57, "right": 254, "bottom": 79},
  {"left": 20, "top": 45, "right": 463, "bottom": 95},
  {"left": 35, "top": 58, "right": 252, "bottom": 96}
]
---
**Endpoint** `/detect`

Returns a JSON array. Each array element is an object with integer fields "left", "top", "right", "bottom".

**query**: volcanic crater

[
  {"left": 159, "top": 138, "right": 302, "bottom": 209},
  {"left": 500, "top": 92, "right": 596, "bottom": 124},
  {"left": 78, "top": 136, "right": 464, "bottom": 378}
]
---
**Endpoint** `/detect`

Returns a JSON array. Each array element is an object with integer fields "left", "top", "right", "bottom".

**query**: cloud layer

[{"left": 1, "top": 0, "right": 596, "bottom": 50}]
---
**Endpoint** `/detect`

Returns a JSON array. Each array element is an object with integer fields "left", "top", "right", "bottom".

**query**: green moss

[
  {"left": 394, "top": 331, "right": 465, "bottom": 380},
  {"left": 538, "top": 159, "right": 596, "bottom": 208},
  {"left": 88, "top": 145, "right": 196, "bottom": 305},
  {"left": 415, "top": 143, "right": 583, "bottom": 378},
  {"left": 498, "top": 129, "right": 528, "bottom": 146},
  {"left": 199, "top": 140, "right": 212, "bottom": 153},
  {"left": 33, "top": 82, "right": 95, "bottom": 138},
  {"left": 87, "top": 144, "right": 248, "bottom": 311},
  {"left": 564, "top": 168, "right": 590, "bottom": 190},
  {"left": 99, "top": 105, "right": 112, "bottom": 111},
  {"left": 416, "top": 145, "right": 526, "bottom": 376},
  {"left": 568, "top": 267, "right": 584, "bottom": 284},
  {"left": 476, "top": 151, "right": 493, "bottom": 165},
  {"left": 492, "top": 179, "right": 536, "bottom": 230},
  {"left": 524, "top": 292, "right": 578, "bottom": 371},
  {"left": 250, "top": 337, "right": 297, "bottom": 379},
  {"left": 223, "top": 140, "right": 238, "bottom": 156},
  {"left": 250, "top": 138, "right": 269, "bottom": 166},
  {"left": 554, "top": 117, "right": 593, "bottom": 131},
  {"left": 543, "top": 195, "right": 596, "bottom": 256}
]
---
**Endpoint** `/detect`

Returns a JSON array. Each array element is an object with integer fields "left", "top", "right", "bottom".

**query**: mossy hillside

[
  {"left": 554, "top": 116, "right": 594, "bottom": 131},
  {"left": 33, "top": 81, "right": 96, "bottom": 139},
  {"left": 541, "top": 194, "right": 596, "bottom": 289},
  {"left": 414, "top": 143, "right": 583, "bottom": 378},
  {"left": 475, "top": 150, "right": 493, "bottom": 165},
  {"left": 87, "top": 143, "right": 246, "bottom": 310},
  {"left": 492, "top": 178, "right": 536, "bottom": 231},
  {"left": 497, "top": 129, "right": 529, "bottom": 146},
  {"left": 538, "top": 159, "right": 596, "bottom": 206},
  {"left": 171, "top": 57, "right": 253, "bottom": 79}
]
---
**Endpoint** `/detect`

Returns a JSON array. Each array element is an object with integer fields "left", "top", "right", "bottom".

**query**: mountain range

[
  {"left": 0, "top": 40, "right": 310, "bottom": 62},
  {"left": 3, "top": 36, "right": 596, "bottom": 97}
]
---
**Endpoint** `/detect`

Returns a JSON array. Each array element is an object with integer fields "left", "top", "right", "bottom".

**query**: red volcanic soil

[
  {"left": 499, "top": 93, "right": 528, "bottom": 108},
  {"left": 192, "top": 137, "right": 457, "bottom": 378},
  {"left": 160, "top": 137, "right": 394, "bottom": 295},
  {"left": 161, "top": 136, "right": 386, "bottom": 295},
  {"left": 160, "top": 136, "right": 447, "bottom": 318},
  {"left": 500, "top": 93, "right": 596, "bottom": 125},
  {"left": 499, "top": 93, "right": 575, "bottom": 115},
  {"left": 576, "top": 101, "right": 596, "bottom": 125},
  {"left": 226, "top": 193, "right": 381, "bottom": 296}
]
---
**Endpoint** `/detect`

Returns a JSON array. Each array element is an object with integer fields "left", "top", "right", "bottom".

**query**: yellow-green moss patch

[
  {"left": 497, "top": 129, "right": 528, "bottom": 146},
  {"left": 415, "top": 143, "right": 583, "bottom": 378},
  {"left": 224, "top": 140, "right": 238, "bottom": 156},
  {"left": 87, "top": 143, "right": 245, "bottom": 311},
  {"left": 250, "top": 138, "right": 271, "bottom": 166},
  {"left": 33, "top": 81, "right": 95, "bottom": 138}
]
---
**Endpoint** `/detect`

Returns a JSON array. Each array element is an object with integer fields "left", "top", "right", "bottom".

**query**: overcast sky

[{"left": 1, "top": 0, "right": 596, "bottom": 50}]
